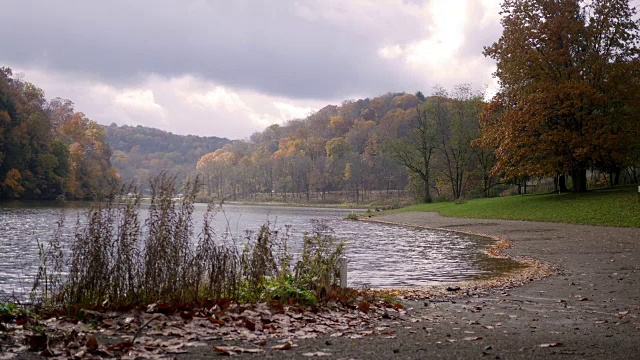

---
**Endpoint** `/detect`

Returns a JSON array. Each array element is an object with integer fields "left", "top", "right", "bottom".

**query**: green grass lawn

[{"left": 398, "top": 185, "right": 640, "bottom": 227}]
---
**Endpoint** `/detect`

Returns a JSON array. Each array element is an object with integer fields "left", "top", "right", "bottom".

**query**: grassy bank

[{"left": 396, "top": 185, "right": 640, "bottom": 227}]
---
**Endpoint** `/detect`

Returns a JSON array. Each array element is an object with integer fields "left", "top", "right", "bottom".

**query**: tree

[
  {"left": 3, "top": 168, "right": 24, "bottom": 197},
  {"left": 387, "top": 106, "right": 438, "bottom": 202},
  {"left": 433, "top": 85, "right": 484, "bottom": 200},
  {"left": 480, "top": 0, "right": 640, "bottom": 192}
]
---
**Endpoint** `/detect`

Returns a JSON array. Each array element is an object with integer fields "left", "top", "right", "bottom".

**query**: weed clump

[
  {"left": 31, "top": 173, "right": 346, "bottom": 310},
  {"left": 345, "top": 212, "right": 360, "bottom": 220}
]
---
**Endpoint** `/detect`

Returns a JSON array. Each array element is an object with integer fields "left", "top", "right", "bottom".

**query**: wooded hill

[
  {"left": 106, "top": 124, "right": 229, "bottom": 187},
  {"left": 195, "top": 87, "right": 495, "bottom": 204},
  {"left": 0, "top": 67, "right": 118, "bottom": 200}
]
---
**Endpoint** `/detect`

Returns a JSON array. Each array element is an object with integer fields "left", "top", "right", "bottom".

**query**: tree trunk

[
  {"left": 571, "top": 167, "right": 588, "bottom": 193},
  {"left": 483, "top": 175, "right": 490, "bottom": 197},
  {"left": 558, "top": 175, "right": 569, "bottom": 193},
  {"left": 422, "top": 175, "right": 432, "bottom": 203}
]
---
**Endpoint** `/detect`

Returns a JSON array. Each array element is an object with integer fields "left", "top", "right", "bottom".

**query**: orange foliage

[{"left": 480, "top": 0, "right": 640, "bottom": 183}]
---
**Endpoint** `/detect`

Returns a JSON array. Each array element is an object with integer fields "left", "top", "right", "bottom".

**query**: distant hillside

[{"left": 105, "top": 124, "right": 230, "bottom": 185}]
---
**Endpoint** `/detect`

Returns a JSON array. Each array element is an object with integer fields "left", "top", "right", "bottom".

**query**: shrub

[
  {"left": 345, "top": 212, "right": 360, "bottom": 220},
  {"left": 294, "top": 221, "right": 345, "bottom": 298}
]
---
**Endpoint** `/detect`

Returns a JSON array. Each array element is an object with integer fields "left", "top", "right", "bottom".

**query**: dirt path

[{"left": 349, "top": 212, "right": 640, "bottom": 359}]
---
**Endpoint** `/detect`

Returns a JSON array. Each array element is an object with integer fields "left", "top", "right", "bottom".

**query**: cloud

[
  {"left": 11, "top": 67, "right": 327, "bottom": 139},
  {"left": 375, "top": 0, "right": 501, "bottom": 90},
  {"left": 378, "top": 45, "right": 404, "bottom": 60},
  {"left": 273, "top": 102, "right": 315, "bottom": 120},
  {"left": 0, "top": 0, "right": 505, "bottom": 137},
  {"left": 114, "top": 90, "right": 165, "bottom": 114},
  {"left": 184, "top": 87, "right": 250, "bottom": 113}
]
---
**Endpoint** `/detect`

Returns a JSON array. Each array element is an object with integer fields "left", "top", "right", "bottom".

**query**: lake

[{"left": 0, "top": 202, "right": 518, "bottom": 299}]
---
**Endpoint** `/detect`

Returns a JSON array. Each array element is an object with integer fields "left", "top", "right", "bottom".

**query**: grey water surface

[{"left": 0, "top": 202, "right": 517, "bottom": 299}]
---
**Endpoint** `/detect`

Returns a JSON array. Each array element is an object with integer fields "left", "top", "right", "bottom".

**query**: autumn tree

[
  {"left": 480, "top": 0, "right": 640, "bottom": 192},
  {"left": 0, "top": 67, "right": 118, "bottom": 200}
]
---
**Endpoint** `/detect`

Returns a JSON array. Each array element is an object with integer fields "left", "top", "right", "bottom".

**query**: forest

[
  {"left": 106, "top": 124, "right": 229, "bottom": 187},
  {"left": 3, "top": 0, "right": 640, "bottom": 203},
  {"left": 0, "top": 67, "right": 118, "bottom": 200},
  {"left": 193, "top": 0, "right": 640, "bottom": 205},
  {"left": 195, "top": 86, "right": 500, "bottom": 205}
]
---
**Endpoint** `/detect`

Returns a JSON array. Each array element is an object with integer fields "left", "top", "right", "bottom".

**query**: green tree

[
  {"left": 386, "top": 105, "right": 438, "bottom": 203},
  {"left": 434, "top": 85, "right": 484, "bottom": 200}
]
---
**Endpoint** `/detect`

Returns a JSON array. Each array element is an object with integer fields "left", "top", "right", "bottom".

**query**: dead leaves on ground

[{"left": 0, "top": 297, "right": 406, "bottom": 359}]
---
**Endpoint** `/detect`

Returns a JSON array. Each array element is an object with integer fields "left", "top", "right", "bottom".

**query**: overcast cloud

[{"left": 1, "top": 0, "right": 503, "bottom": 139}]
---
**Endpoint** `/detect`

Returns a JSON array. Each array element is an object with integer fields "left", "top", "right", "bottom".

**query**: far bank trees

[{"left": 195, "top": 88, "right": 491, "bottom": 204}]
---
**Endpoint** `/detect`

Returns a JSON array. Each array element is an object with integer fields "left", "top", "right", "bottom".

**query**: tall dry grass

[{"left": 30, "top": 173, "right": 345, "bottom": 310}]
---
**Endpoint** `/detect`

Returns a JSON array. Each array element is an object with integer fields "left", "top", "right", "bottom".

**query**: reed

[{"left": 31, "top": 173, "right": 345, "bottom": 310}]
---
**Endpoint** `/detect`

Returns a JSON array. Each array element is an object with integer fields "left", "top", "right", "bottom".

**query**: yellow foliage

[{"left": 4, "top": 168, "right": 24, "bottom": 194}]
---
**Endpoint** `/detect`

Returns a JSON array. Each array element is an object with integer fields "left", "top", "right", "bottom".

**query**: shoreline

[
  {"left": 222, "top": 200, "right": 369, "bottom": 210},
  {"left": 360, "top": 216, "right": 556, "bottom": 300}
]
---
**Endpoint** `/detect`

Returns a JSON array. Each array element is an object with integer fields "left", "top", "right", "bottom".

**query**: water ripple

[{"left": 0, "top": 203, "right": 516, "bottom": 298}]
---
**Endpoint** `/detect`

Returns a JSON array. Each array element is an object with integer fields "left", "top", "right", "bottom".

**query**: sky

[{"left": 0, "top": 0, "right": 504, "bottom": 140}]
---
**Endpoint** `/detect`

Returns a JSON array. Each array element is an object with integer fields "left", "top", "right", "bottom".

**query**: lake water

[{"left": 0, "top": 202, "right": 518, "bottom": 299}]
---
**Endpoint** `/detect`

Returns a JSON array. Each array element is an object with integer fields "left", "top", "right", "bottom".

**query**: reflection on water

[{"left": 0, "top": 202, "right": 520, "bottom": 298}]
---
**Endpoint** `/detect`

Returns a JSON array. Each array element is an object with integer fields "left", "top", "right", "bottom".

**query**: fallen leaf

[
  {"left": 208, "top": 316, "right": 225, "bottom": 326},
  {"left": 302, "top": 351, "right": 332, "bottom": 356},
  {"left": 179, "top": 311, "right": 194, "bottom": 321},
  {"left": 539, "top": 343, "right": 563, "bottom": 348},
  {"left": 185, "top": 341, "right": 208, "bottom": 347},
  {"left": 166, "top": 345, "right": 188, "bottom": 354},
  {"left": 358, "top": 301, "right": 371, "bottom": 313},
  {"left": 106, "top": 341, "right": 133, "bottom": 351},
  {"left": 27, "top": 334, "right": 48, "bottom": 352},
  {"left": 86, "top": 336, "right": 99, "bottom": 353},
  {"left": 214, "top": 346, "right": 264, "bottom": 355},
  {"left": 244, "top": 318, "right": 256, "bottom": 331},
  {"left": 15, "top": 316, "right": 29, "bottom": 326},
  {"left": 463, "top": 336, "right": 483, "bottom": 341},
  {"left": 272, "top": 342, "right": 293, "bottom": 350}
]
